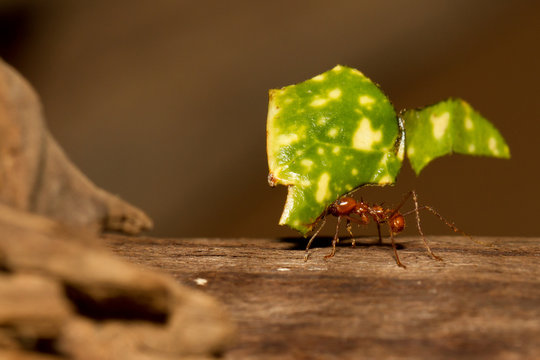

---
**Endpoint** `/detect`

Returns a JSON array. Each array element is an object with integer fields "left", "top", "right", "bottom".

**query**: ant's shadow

[{"left": 279, "top": 236, "right": 404, "bottom": 251}]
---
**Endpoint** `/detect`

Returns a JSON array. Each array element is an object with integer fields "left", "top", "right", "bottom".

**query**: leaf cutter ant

[{"left": 304, "top": 190, "right": 469, "bottom": 268}]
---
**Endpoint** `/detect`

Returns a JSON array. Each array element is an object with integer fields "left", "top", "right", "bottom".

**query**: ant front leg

[
  {"left": 405, "top": 190, "right": 443, "bottom": 261},
  {"left": 402, "top": 195, "right": 475, "bottom": 260},
  {"left": 324, "top": 216, "right": 342, "bottom": 259},
  {"left": 304, "top": 217, "right": 327, "bottom": 261},
  {"left": 404, "top": 205, "right": 472, "bottom": 240},
  {"left": 388, "top": 226, "right": 406, "bottom": 268}
]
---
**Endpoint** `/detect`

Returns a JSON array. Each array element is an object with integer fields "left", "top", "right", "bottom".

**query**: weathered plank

[{"left": 105, "top": 235, "right": 540, "bottom": 360}]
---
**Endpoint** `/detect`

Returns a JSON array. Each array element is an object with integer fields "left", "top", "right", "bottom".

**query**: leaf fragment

[
  {"left": 402, "top": 98, "right": 510, "bottom": 175},
  {"left": 267, "top": 65, "right": 403, "bottom": 234}
]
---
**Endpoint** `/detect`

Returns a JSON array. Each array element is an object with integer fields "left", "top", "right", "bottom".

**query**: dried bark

[
  {"left": 0, "top": 59, "right": 234, "bottom": 358},
  {"left": 0, "top": 205, "right": 234, "bottom": 359},
  {"left": 0, "top": 58, "right": 152, "bottom": 234}
]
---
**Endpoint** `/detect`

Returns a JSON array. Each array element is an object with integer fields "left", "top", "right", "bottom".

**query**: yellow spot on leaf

[
  {"left": 468, "top": 144, "right": 475, "bottom": 152},
  {"left": 378, "top": 175, "right": 393, "bottom": 184},
  {"left": 332, "top": 146, "right": 340, "bottom": 154},
  {"left": 310, "top": 98, "right": 328, "bottom": 107},
  {"left": 488, "top": 137, "right": 499, "bottom": 155},
  {"left": 276, "top": 133, "right": 298, "bottom": 146},
  {"left": 328, "top": 128, "right": 338, "bottom": 137},
  {"left": 317, "top": 116, "right": 328, "bottom": 126},
  {"left": 311, "top": 98, "right": 328, "bottom": 107},
  {"left": 465, "top": 117, "right": 473, "bottom": 130},
  {"left": 301, "top": 159, "right": 314, "bottom": 169},
  {"left": 317, "top": 147, "right": 324, "bottom": 155},
  {"left": 316, "top": 173, "right": 330, "bottom": 203},
  {"left": 351, "top": 168, "right": 358, "bottom": 175},
  {"left": 312, "top": 74, "right": 326, "bottom": 81},
  {"left": 352, "top": 117, "right": 382, "bottom": 150},
  {"left": 300, "top": 179, "right": 311, "bottom": 187},
  {"left": 329, "top": 88, "right": 342, "bottom": 99},
  {"left": 408, "top": 146, "right": 415, "bottom": 155},
  {"left": 430, "top": 112, "right": 450, "bottom": 139},
  {"left": 358, "top": 95, "right": 375, "bottom": 106},
  {"left": 332, "top": 65, "right": 343, "bottom": 72}
]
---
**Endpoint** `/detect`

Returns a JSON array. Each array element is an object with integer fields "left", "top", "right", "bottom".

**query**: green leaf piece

[
  {"left": 402, "top": 98, "right": 511, "bottom": 175},
  {"left": 267, "top": 65, "right": 404, "bottom": 235}
]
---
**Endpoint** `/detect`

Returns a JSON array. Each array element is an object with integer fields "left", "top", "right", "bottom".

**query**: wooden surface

[{"left": 105, "top": 235, "right": 540, "bottom": 360}]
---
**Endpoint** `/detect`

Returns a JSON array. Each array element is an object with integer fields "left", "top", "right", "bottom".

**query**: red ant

[{"left": 304, "top": 190, "right": 469, "bottom": 268}]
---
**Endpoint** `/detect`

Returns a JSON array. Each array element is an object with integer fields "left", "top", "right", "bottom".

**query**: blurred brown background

[{"left": 1, "top": 0, "right": 538, "bottom": 238}]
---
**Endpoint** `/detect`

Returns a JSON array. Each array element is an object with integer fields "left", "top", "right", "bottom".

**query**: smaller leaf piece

[{"left": 402, "top": 98, "right": 510, "bottom": 175}]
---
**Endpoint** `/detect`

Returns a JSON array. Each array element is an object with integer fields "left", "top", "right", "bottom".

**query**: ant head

[
  {"left": 332, "top": 197, "right": 357, "bottom": 216},
  {"left": 390, "top": 213, "right": 405, "bottom": 233}
]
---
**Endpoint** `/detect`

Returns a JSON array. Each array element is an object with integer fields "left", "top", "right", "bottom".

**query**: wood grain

[{"left": 105, "top": 235, "right": 540, "bottom": 360}]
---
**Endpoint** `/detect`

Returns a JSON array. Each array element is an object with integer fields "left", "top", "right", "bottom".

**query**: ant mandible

[{"left": 304, "top": 190, "right": 468, "bottom": 268}]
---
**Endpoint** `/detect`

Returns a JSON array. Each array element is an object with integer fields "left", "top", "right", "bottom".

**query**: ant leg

[
  {"left": 402, "top": 205, "right": 471, "bottom": 240},
  {"left": 324, "top": 216, "right": 342, "bottom": 259},
  {"left": 388, "top": 225, "right": 406, "bottom": 268},
  {"left": 304, "top": 217, "right": 327, "bottom": 261},
  {"left": 376, "top": 222, "right": 383, "bottom": 244},
  {"left": 346, "top": 219, "right": 355, "bottom": 247},
  {"left": 406, "top": 190, "right": 442, "bottom": 261},
  {"left": 402, "top": 204, "right": 489, "bottom": 249}
]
